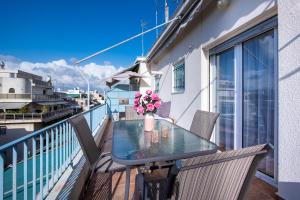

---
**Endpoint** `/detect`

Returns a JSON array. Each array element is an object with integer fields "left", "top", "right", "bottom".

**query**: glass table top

[{"left": 112, "top": 119, "right": 218, "bottom": 165}]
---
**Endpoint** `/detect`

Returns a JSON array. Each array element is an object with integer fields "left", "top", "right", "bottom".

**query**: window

[
  {"left": 173, "top": 60, "right": 185, "bottom": 93},
  {"left": 8, "top": 88, "right": 15, "bottom": 93},
  {"left": 154, "top": 75, "right": 160, "bottom": 93}
]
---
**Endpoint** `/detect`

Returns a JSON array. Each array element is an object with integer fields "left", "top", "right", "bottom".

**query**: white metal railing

[{"left": 0, "top": 104, "right": 107, "bottom": 200}]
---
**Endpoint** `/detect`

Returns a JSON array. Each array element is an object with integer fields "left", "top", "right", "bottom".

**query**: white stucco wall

[
  {"left": 138, "top": 61, "right": 152, "bottom": 94},
  {"left": 150, "top": 0, "right": 277, "bottom": 129},
  {"left": 277, "top": 0, "right": 300, "bottom": 199},
  {"left": 0, "top": 77, "right": 31, "bottom": 94}
]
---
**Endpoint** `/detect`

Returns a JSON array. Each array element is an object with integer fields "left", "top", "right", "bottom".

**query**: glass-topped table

[
  {"left": 112, "top": 119, "right": 218, "bottom": 200},
  {"left": 112, "top": 119, "right": 218, "bottom": 165}
]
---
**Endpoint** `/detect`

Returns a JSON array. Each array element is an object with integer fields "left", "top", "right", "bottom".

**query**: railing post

[
  {"left": 0, "top": 153, "right": 4, "bottom": 200},
  {"left": 39, "top": 134, "right": 44, "bottom": 199},
  {"left": 12, "top": 146, "right": 17, "bottom": 200},
  {"left": 55, "top": 127, "right": 58, "bottom": 182},
  {"left": 51, "top": 129, "right": 54, "bottom": 188},
  {"left": 90, "top": 109, "right": 93, "bottom": 132},
  {"left": 32, "top": 138, "right": 36, "bottom": 200},
  {"left": 59, "top": 125, "right": 62, "bottom": 177},
  {"left": 23, "top": 142, "right": 28, "bottom": 200},
  {"left": 62, "top": 123, "right": 65, "bottom": 170},
  {"left": 45, "top": 131, "right": 49, "bottom": 194}
]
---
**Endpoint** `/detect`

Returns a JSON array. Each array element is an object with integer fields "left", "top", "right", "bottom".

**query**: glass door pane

[
  {"left": 242, "top": 30, "right": 275, "bottom": 177},
  {"left": 215, "top": 48, "right": 235, "bottom": 151}
]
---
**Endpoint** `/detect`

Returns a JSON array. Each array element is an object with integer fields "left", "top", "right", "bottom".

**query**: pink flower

[
  {"left": 134, "top": 98, "right": 140, "bottom": 105},
  {"left": 151, "top": 93, "right": 160, "bottom": 101},
  {"left": 143, "top": 95, "right": 149, "bottom": 101},
  {"left": 137, "top": 106, "right": 144, "bottom": 114},
  {"left": 146, "top": 89, "right": 152, "bottom": 95},
  {"left": 133, "top": 104, "right": 139, "bottom": 110},
  {"left": 135, "top": 92, "right": 142, "bottom": 98},
  {"left": 154, "top": 101, "right": 161, "bottom": 109},
  {"left": 146, "top": 103, "right": 155, "bottom": 112}
]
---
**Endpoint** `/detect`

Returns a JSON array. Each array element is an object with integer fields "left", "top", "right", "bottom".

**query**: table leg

[{"left": 124, "top": 166, "right": 131, "bottom": 200}]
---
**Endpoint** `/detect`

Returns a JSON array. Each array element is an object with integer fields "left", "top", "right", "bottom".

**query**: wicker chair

[
  {"left": 190, "top": 110, "right": 220, "bottom": 140},
  {"left": 68, "top": 114, "right": 126, "bottom": 199},
  {"left": 172, "top": 144, "right": 269, "bottom": 200}
]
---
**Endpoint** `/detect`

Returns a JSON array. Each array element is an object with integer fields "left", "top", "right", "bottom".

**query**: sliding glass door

[
  {"left": 210, "top": 18, "right": 277, "bottom": 179},
  {"left": 215, "top": 48, "right": 235, "bottom": 151},
  {"left": 242, "top": 30, "right": 275, "bottom": 177}
]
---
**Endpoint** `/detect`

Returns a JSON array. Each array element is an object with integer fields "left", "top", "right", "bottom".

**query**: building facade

[
  {"left": 146, "top": 0, "right": 300, "bottom": 199},
  {"left": 0, "top": 67, "right": 75, "bottom": 136}
]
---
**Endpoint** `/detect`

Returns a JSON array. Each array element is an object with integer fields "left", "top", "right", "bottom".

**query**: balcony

[
  {"left": 0, "top": 94, "right": 61, "bottom": 102},
  {"left": 0, "top": 104, "right": 279, "bottom": 200},
  {"left": 0, "top": 108, "right": 75, "bottom": 123}
]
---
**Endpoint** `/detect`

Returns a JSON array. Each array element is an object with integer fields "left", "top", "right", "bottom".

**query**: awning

[
  {"left": 0, "top": 102, "right": 28, "bottom": 109},
  {"left": 167, "top": 0, "right": 204, "bottom": 46},
  {"left": 105, "top": 63, "right": 146, "bottom": 87},
  {"left": 36, "top": 101, "right": 68, "bottom": 106},
  {"left": 112, "top": 71, "right": 147, "bottom": 81}
]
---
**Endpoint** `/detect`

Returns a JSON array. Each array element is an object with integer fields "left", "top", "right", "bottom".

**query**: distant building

[{"left": 0, "top": 66, "right": 75, "bottom": 137}]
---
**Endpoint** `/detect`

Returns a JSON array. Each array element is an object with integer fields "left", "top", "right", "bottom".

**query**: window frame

[
  {"left": 154, "top": 74, "right": 160, "bottom": 93},
  {"left": 172, "top": 59, "right": 185, "bottom": 94},
  {"left": 209, "top": 16, "right": 278, "bottom": 186}
]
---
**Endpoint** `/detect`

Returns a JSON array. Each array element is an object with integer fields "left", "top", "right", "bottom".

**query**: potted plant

[{"left": 134, "top": 90, "right": 161, "bottom": 131}]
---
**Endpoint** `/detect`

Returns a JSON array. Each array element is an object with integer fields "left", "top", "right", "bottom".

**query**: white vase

[{"left": 144, "top": 113, "right": 155, "bottom": 131}]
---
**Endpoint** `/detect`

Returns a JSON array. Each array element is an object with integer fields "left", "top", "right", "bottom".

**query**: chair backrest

[
  {"left": 125, "top": 106, "right": 144, "bottom": 120},
  {"left": 156, "top": 101, "right": 171, "bottom": 118},
  {"left": 68, "top": 114, "right": 101, "bottom": 168},
  {"left": 173, "top": 144, "right": 269, "bottom": 200},
  {"left": 190, "top": 110, "right": 219, "bottom": 140}
]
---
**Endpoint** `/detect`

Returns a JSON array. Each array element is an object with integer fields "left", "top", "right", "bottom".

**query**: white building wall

[
  {"left": 0, "top": 77, "right": 31, "bottom": 94},
  {"left": 277, "top": 0, "right": 300, "bottom": 199},
  {"left": 150, "top": 0, "right": 277, "bottom": 129},
  {"left": 138, "top": 61, "right": 152, "bottom": 94}
]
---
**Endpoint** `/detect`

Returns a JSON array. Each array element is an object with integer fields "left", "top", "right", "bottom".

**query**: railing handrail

[{"left": 0, "top": 104, "right": 106, "bottom": 152}]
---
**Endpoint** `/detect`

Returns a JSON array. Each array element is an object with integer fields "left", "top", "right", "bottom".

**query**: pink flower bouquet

[{"left": 134, "top": 90, "right": 161, "bottom": 115}]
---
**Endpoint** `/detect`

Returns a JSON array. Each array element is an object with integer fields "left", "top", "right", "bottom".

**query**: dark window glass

[{"left": 173, "top": 62, "right": 185, "bottom": 92}]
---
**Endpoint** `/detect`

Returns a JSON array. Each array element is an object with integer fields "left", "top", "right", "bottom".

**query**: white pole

[
  {"left": 154, "top": 0, "right": 158, "bottom": 38},
  {"left": 76, "top": 66, "right": 90, "bottom": 110},
  {"left": 74, "top": 17, "right": 179, "bottom": 65}
]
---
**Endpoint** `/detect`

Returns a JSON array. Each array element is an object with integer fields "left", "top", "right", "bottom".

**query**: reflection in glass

[
  {"left": 243, "top": 30, "right": 275, "bottom": 177},
  {"left": 215, "top": 48, "right": 235, "bottom": 151}
]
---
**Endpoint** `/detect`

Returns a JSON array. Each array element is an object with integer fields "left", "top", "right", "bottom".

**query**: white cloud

[{"left": 0, "top": 55, "right": 124, "bottom": 91}]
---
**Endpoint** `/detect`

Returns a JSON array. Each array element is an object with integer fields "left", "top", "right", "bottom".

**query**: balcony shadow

[{"left": 56, "top": 156, "right": 86, "bottom": 199}]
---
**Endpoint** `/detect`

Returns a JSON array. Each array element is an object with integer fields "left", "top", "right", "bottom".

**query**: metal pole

[
  {"left": 76, "top": 66, "right": 90, "bottom": 110},
  {"left": 74, "top": 17, "right": 179, "bottom": 65},
  {"left": 154, "top": 0, "right": 158, "bottom": 38}
]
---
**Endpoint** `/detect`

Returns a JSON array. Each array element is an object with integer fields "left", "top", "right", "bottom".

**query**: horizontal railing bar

[{"left": 0, "top": 104, "right": 105, "bottom": 151}]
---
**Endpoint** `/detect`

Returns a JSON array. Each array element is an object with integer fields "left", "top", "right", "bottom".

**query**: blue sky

[
  {"left": 0, "top": 0, "right": 180, "bottom": 90},
  {"left": 0, "top": 0, "right": 179, "bottom": 67}
]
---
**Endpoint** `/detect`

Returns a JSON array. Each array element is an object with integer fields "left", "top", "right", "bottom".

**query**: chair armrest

[
  {"left": 154, "top": 115, "right": 176, "bottom": 124},
  {"left": 166, "top": 116, "right": 176, "bottom": 124}
]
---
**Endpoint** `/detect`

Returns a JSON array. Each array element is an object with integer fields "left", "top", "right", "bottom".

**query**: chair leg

[{"left": 124, "top": 166, "right": 131, "bottom": 200}]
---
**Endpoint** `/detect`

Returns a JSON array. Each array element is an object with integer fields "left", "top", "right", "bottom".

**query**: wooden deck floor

[{"left": 110, "top": 170, "right": 282, "bottom": 200}]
